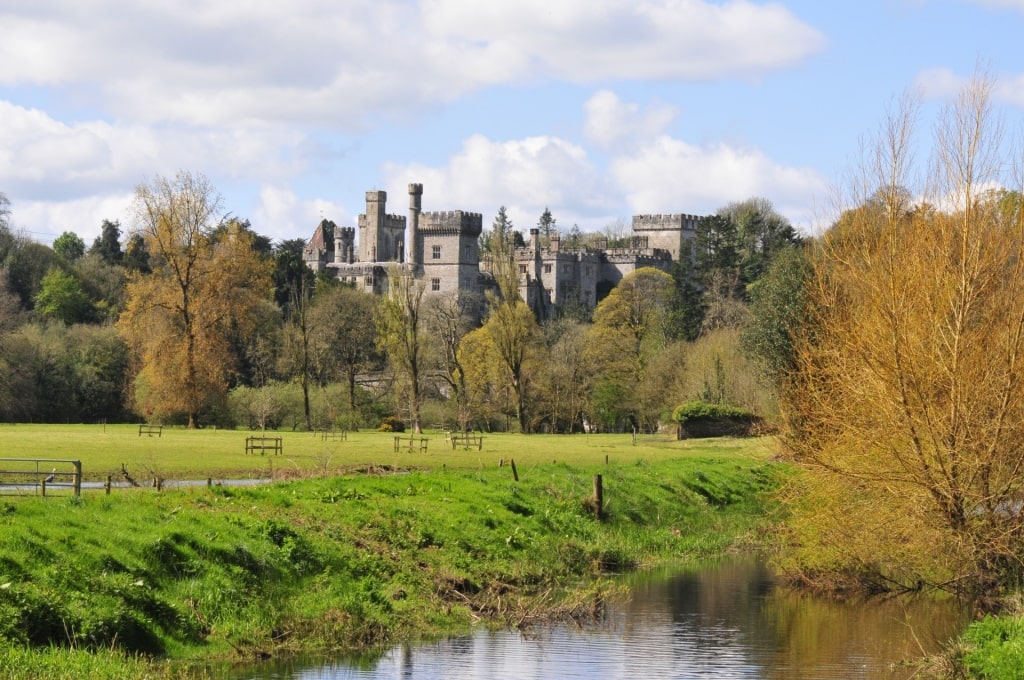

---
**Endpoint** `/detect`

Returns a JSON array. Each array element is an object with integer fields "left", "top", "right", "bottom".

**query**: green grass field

[
  {"left": 0, "top": 429, "right": 783, "bottom": 678},
  {"left": 0, "top": 423, "right": 780, "bottom": 484}
]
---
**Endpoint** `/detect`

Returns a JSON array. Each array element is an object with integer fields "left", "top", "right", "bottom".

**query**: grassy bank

[{"left": 0, "top": 433, "right": 780, "bottom": 679}]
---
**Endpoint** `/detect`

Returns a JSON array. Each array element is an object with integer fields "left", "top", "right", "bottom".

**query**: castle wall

[
  {"left": 632, "top": 213, "right": 698, "bottom": 261},
  {"left": 303, "top": 183, "right": 704, "bottom": 317}
]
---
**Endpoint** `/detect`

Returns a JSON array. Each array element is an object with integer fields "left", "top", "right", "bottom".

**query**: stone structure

[
  {"left": 303, "top": 184, "right": 701, "bottom": 317},
  {"left": 304, "top": 184, "right": 483, "bottom": 299}
]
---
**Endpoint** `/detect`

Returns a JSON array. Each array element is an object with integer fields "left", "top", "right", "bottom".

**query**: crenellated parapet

[
  {"left": 420, "top": 211, "right": 483, "bottom": 237},
  {"left": 632, "top": 213, "right": 701, "bottom": 232}
]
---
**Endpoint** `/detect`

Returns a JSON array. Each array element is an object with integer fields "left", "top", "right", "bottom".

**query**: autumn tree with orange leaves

[{"left": 118, "top": 172, "right": 271, "bottom": 428}]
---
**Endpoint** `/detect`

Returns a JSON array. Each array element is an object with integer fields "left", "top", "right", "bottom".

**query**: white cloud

[
  {"left": 13, "top": 193, "right": 134, "bottom": 245},
  {"left": 0, "top": 1, "right": 824, "bottom": 129},
  {"left": 611, "top": 135, "right": 827, "bottom": 230},
  {"left": 381, "top": 133, "right": 620, "bottom": 230},
  {"left": 913, "top": 67, "right": 966, "bottom": 99},
  {"left": 0, "top": 99, "right": 320, "bottom": 239},
  {"left": 964, "top": 0, "right": 1024, "bottom": 9},
  {"left": 424, "top": 0, "right": 826, "bottom": 82},
  {"left": 253, "top": 185, "right": 350, "bottom": 243},
  {"left": 584, "top": 90, "right": 677, "bottom": 152}
]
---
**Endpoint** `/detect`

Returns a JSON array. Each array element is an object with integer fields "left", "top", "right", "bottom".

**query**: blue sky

[{"left": 2, "top": 0, "right": 1023, "bottom": 247}]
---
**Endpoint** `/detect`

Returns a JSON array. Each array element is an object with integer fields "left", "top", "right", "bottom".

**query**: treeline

[{"left": 0, "top": 174, "right": 802, "bottom": 431}]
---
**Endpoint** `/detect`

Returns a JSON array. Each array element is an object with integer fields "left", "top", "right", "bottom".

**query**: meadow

[
  {"left": 0, "top": 423, "right": 777, "bottom": 484},
  {"left": 0, "top": 427, "right": 783, "bottom": 679}
]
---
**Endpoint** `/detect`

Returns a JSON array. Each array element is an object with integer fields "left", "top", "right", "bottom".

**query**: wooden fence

[
  {"left": 0, "top": 458, "right": 82, "bottom": 496},
  {"left": 245, "top": 436, "right": 283, "bottom": 455}
]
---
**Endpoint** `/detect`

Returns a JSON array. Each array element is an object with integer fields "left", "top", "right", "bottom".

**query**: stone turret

[{"left": 408, "top": 183, "right": 423, "bottom": 265}]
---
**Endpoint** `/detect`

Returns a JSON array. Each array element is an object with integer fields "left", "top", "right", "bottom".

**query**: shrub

[
  {"left": 671, "top": 400, "right": 763, "bottom": 438},
  {"left": 377, "top": 415, "right": 406, "bottom": 433}
]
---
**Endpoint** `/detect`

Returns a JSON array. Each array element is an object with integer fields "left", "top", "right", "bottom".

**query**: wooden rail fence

[
  {"left": 0, "top": 458, "right": 82, "bottom": 496},
  {"left": 393, "top": 436, "right": 429, "bottom": 453},
  {"left": 245, "top": 436, "right": 283, "bottom": 455},
  {"left": 138, "top": 424, "right": 163, "bottom": 437}
]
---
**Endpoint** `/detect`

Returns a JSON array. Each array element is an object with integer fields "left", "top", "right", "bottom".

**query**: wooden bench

[
  {"left": 450, "top": 433, "right": 484, "bottom": 451},
  {"left": 138, "top": 424, "right": 163, "bottom": 437},
  {"left": 245, "top": 436, "right": 282, "bottom": 455},
  {"left": 393, "top": 436, "right": 428, "bottom": 453}
]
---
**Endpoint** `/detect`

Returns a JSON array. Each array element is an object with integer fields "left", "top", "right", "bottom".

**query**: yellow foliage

[
  {"left": 780, "top": 75, "right": 1024, "bottom": 592},
  {"left": 118, "top": 173, "right": 271, "bottom": 427}
]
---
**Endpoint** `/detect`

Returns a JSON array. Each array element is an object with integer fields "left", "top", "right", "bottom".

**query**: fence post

[
  {"left": 593, "top": 474, "right": 603, "bottom": 520},
  {"left": 73, "top": 461, "right": 81, "bottom": 497}
]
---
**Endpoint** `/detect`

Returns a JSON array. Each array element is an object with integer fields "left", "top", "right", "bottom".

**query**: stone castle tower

[
  {"left": 304, "top": 183, "right": 700, "bottom": 313},
  {"left": 304, "top": 185, "right": 483, "bottom": 298}
]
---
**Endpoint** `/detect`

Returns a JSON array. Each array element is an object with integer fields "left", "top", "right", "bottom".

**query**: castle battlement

[
  {"left": 420, "top": 210, "right": 483, "bottom": 236},
  {"left": 632, "top": 214, "right": 700, "bottom": 231}
]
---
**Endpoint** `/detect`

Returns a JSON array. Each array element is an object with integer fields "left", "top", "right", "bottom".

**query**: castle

[{"left": 303, "top": 184, "right": 702, "bottom": 318}]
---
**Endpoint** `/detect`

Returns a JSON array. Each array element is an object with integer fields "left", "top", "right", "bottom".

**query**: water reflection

[{"left": 239, "top": 558, "right": 968, "bottom": 680}]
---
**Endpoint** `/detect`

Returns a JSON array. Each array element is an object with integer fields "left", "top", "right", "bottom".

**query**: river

[{"left": 236, "top": 557, "right": 969, "bottom": 679}]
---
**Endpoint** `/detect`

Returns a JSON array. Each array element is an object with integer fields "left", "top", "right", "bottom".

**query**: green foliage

[
  {"left": 378, "top": 415, "right": 406, "bottom": 432},
  {"left": 90, "top": 219, "right": 124, "bottom": 266},
  {"left": 34, "top": 268, "right": 93, "bottom": 324},
  {"left": 742, "top": 245, "right": 811, "bottom": 385},
  {"left": 960, "top": 615, "right": 1024, "bottom": 679},
  {"left": 672, "top": 400, "right": 754, "bottom": 422},
  {"left": 53, "top": 232, "right": 86, "bottom": 262}
]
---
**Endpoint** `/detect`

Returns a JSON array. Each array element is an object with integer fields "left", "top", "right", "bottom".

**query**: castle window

[
  {"left": 432, "top": 245, "right": 441, "bottom": 260},
  {"left": 519, "top": 264, "right": 527, "bottom": 274},
  {"left": 431, "top": 278, "right": 440, "bottom": 291},
  {"left": 544, "top": 264, "right": 552, "bottom": 274},
  {"left": 364, "top": 276, "right": 374, "bottom": 287}
]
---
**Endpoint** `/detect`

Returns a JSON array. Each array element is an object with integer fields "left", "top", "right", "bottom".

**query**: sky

[{"left": 2, "top": 0, "right": 1024, "bottom": 248}]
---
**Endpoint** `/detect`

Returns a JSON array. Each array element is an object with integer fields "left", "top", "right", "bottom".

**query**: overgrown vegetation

[{"left": 776, "top": 74, "right": 1024, "bottom": 600}]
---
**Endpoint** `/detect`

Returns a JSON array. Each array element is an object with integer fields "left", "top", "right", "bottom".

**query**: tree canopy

[{"left": 117, "top": 171, "right": 272, "bottom": 428}]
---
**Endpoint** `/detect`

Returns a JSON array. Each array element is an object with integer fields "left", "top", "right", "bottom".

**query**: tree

[
  {"left": 425, "top": 292, "right": 478, "bottom": 429},
  {"left": 310, "top": 284, "right": 379, "bottom": 413},
  {"left": 780, "top": 75, "right": 1024, "bottom": 594},
  {"left": 376, "top": 267, "right": 426, "bottom": 433},
  {"left": 273, "top": 238, "right": 315, "bottom": 315},
  {"left": 532, "top": 318, "right": 590, "bottom": 432},
  {"left": 90, "top": 219, "right": 123, "bottom": 265},
  {"left": 123, "top": 233, "right": 150, "bottom": 273},
  {"left": 0, "top": 192, "right": 9, "bottom": 230},
  {"left": 718, "top": 198, "right": 801, "bottom": 284},
  {"left": 537, "top": 207, "right": 557, "bottom": 242},
  {"left": 478, "top": 206, "right": 539, "bottom": 432},
  {"left": 117, "top": 171, "right": 271, "bottom": 428},
  {"left": 741, "top": 245, "right": 811, "bottom": 386},
  {"left": 53, "top": 232, "right": 85, "bottom": 262},
  {"left": 586, "top": 267, "right": 675, "bottom": 430},
  {"left": 480, "top": 296, "right": 539, "bottom": 432},
  {"left": 34, "top": 268, "right": 92, "bottom": 324}
]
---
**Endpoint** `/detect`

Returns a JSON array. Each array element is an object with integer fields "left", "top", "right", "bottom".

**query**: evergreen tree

[{"left": 90, "top": 220, "right": 123, "bottom": 265}]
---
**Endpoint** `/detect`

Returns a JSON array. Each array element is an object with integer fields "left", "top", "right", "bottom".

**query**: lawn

[{"left": 0, "top": 423, "right": 780, "bottom": 484}]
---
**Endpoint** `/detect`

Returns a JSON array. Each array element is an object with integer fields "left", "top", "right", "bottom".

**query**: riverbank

[{"left": 0, "top": 439, "right": 781, "bottom": 679}]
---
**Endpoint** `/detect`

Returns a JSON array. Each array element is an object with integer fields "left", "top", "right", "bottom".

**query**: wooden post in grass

[
  {"left": 593, "top": 474, "right": 603, "bottom": 520},
  {"left": 105, "top": 475, "right": 111, "bottom": 495},
  {"left": 510, "top": 458, "right": 519, "bottom": 482}
]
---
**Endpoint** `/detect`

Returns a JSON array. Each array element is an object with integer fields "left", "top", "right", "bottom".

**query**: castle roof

[{"left": 306, "top": 219, "right": 335, "bottom": 250}]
